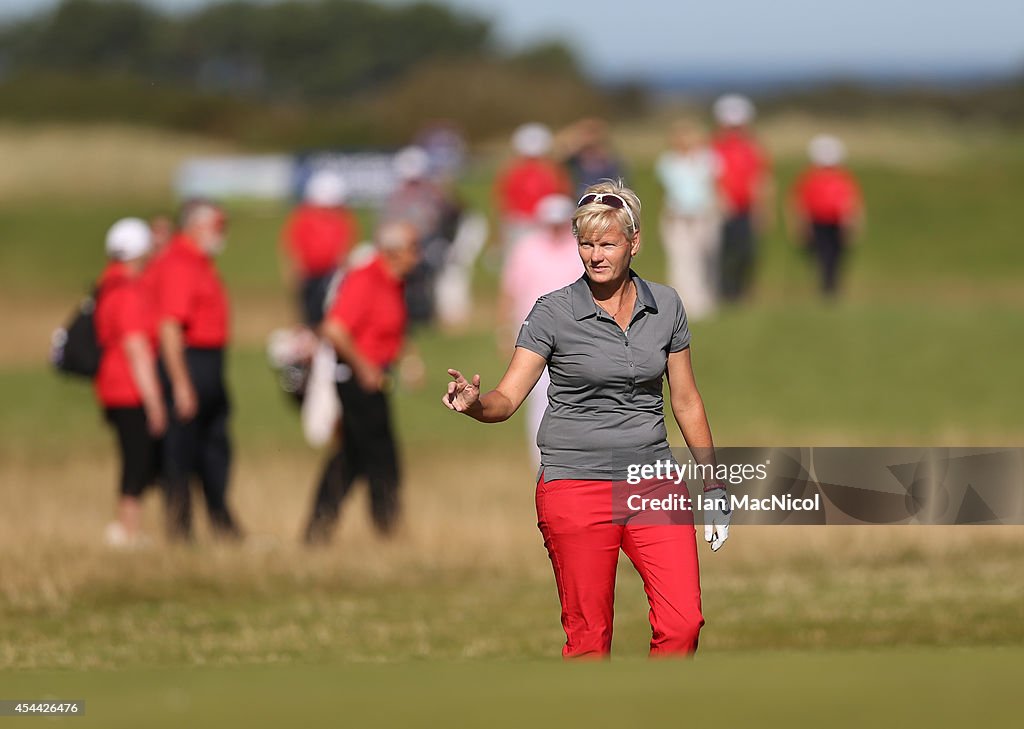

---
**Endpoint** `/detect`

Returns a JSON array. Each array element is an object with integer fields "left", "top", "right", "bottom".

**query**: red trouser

[{"left": 536, "top": 473, "right": 705, "bottom": 658}]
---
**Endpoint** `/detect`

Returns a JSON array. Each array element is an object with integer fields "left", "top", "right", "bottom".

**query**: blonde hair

[{"left": 572, "top": 179, "right": 641, "bottom": 243}]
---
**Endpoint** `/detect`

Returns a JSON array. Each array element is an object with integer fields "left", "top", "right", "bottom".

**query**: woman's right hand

[{"left": 442, "top": 368, "right": 481, "bottom": 413}]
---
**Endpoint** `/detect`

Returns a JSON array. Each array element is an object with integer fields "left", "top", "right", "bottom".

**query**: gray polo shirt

[{"left": 516, "top": 271, "right": 691, "bottom": 480}]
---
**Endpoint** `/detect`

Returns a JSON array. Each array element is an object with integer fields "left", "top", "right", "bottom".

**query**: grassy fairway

[
  {"left": 2, "top": 647, "right": 1021, "bottom": 728},
  {"left": 0, "top": 118, "right": 1022, "bottom": 693}
]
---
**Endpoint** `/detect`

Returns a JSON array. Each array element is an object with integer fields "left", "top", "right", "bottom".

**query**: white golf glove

[{"left": 703, "top": 487, "right": 731, "bottom": 552}]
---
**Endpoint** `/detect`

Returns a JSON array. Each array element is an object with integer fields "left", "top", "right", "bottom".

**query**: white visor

[{"left": 105, "top": 218, "right": 153, "bottom": 261}]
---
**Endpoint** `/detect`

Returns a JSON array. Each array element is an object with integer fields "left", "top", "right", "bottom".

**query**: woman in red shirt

[
  {"left": 94, "top": 218, "right": 167, "bottom": 546},
  {"left": 281, "top": 171, "right": 359, "bottom": 326},
  {"left": 789, "top": 134, "right": 864, "bottom": 296}
]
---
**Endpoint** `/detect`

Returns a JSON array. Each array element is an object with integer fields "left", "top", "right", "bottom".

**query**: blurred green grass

[{"left": 2, "top": 647, "right": 1021, "bottom": 728}]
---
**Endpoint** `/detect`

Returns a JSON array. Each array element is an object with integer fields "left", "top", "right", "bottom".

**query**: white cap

[
  {"left": 105, "top": 218, "right": 152, "bottom": 261},
  {"left": 393, "top": 146, "right": 431, "bottom": 182},
  {"left": 304, "top": 170, "right": 348, "bottom": 207},
  {"left": 512, "top": 122, "right": 553, "bottom": 157},
  {"left": 713, "top": 94, "right": 755, "bottom": 127},
  {"left": 536, "top": 194, "right": 575, "bottom": 225},
  {"left": 808, "top": 134, "right": 846, "bottom": 167}
]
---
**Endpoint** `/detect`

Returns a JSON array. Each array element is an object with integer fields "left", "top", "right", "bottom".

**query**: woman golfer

[{"left": 442, "top": 180, "right": 729, "bottom": 658}]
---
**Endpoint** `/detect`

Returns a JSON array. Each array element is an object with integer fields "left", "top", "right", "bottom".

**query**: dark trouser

[
  {"left": 104, "top": 406, "right": 160, "bottom": 497},
  {"left": 809, "top": 222, "right": 846, "bottom": 296},
  {"left": 300, "top": 272, "right": 335, "bottom": 327},
  {"left": 403, "top": 260, "right": 436, "bottom": 327},
  {"left": 305, "top": 378, "right": 401, "bottom": 543},
  {"left": 719, "top": 212, "right": 756, "bottom": 301},
  {"left": 162, "top": 348, "right": 240, "bottom": 541}
]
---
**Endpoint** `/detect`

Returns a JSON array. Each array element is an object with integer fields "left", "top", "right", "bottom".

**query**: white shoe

[
  {"left": 104, "top": 521, "right": 130, "bottom": 547},
  {"left": 104, "top": 522, "right": 152, "bottom": 549}
]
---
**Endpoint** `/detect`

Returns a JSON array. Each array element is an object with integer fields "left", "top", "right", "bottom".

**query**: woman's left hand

[{"left": 703, "top": 486, "right": 731, "bottom": 552}]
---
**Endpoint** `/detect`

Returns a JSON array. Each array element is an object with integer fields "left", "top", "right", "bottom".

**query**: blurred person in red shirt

[
  {"left": 156, "top": 200, "right": 242, "bottom": 541},
  {"left": 711, "top": 94, "right": 773, "bottom": 301},
  {"left": 789, "top": 134, "right": 864, "bottom": 297},
  {"left": 303, "top": 221, "right": 420, "bottom": 545},
  {"left": 281, "top": 170, "right": 359, "bottom": 326},
  {"left": 495, "top": 123, "right": 571, "bottom": 254},
  {"left": 94, "top": 218, "right": 167, "bottom": 547}
]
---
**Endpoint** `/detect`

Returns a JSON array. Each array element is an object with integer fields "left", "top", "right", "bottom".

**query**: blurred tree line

[
  {"left": 0, "top": 0, "right": 625, "bottom": 146},
  {"left": 763, "top": 78, "right": 1024, "bottom": 127}
]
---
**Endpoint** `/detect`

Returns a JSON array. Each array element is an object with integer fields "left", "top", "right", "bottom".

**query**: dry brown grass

[
  {"left": 0, "top": 448, "right": 545, "bottom": 612},
  {"left": 611, "top": 109, "right": 997, "bottom": 169},
  {"left": 0, "top": 123, "right": 235, "bottom": 203},
  {"left": 2, "top": 444, "right": 1022, "bottom": 668},
  {"left": 2, "top": 446, "right": 1021, "bottom": 612}
]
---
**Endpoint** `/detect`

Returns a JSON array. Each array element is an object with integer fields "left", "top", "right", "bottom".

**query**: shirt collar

[
  {"left": 169, "top": 233, "right": 207, "bottom": 262},
  {"left": 569, "top": 270, "right": 659, "bottom": 321},
  {"left": 100, "top": 261, "right": 133, "bottom": 287},
  {"left": 367, "top": 253, "right": 403, "bottom": 286}
]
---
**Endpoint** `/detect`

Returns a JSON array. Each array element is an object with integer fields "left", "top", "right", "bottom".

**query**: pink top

[{"left": 502, "top": 229, "right": 584, "bottom": 333}]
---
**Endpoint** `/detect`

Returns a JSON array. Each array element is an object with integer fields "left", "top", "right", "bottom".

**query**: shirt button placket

[{"left": 624, "top": 332, "right": 635, "bottom": 392}]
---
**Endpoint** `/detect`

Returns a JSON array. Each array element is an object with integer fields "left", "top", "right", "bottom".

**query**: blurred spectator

[
  {"left": 560, "top": 118, "right": 626, "bottom": 196},
  {"left": 433, "top": 211, "right": 489, "bottom": 331},
  {"left": 304, "top": 221, "right": 421, "bottom": 545},
  {"left": 711, "top": 94, "right": 774, "bottom": 301},
  {"left": 789, "top": 134, "right": 864, "bottom": 297},
  {"left": 656, "top": 119, "right": 722, "bottom": 320},
  {"left": 414, "top": 121, "right": 468, "bottom": 184},
  {"left": 95, "top": 218, "right": 166, "bottom": 547},
  {"left": 499, "top": 194, "right": 584, "bottom": 467},
  {"left": 155, "top": 201, "right": 242, "bottom": 541},
  {"left": 281, "top": 170, "right": 360, "bottom": 326},
  {"left": 494, "top": 123, "right": 572, "bottom": 254},
  {"left": 381, "top": 145, "right": 460, "bottom": 326}
]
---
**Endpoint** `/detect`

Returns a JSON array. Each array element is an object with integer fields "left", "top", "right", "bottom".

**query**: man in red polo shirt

[
  {"left": 790, "top": 134, "right": 864, "bottom": 296},
  {"left": 157, "top": 200, "right": 242, "bottom": 541},
  {"left": 281, "top": 170, "right": 359, "bottom": 326},
  {"left": 711, "top": 94, "right": 773, "bottom": 301},
  {"left": 304, "top": 221, "right": 420, "bottom": 544}
]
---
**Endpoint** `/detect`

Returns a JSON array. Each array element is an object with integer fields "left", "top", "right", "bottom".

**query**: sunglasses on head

[{"left": 577, "top": 192, "right": 637, "bottom": 233}]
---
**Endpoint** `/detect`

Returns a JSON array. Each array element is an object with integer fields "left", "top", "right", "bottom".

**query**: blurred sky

[{"left": 2, "top": 0, "right": 1022, "bottom": 79}]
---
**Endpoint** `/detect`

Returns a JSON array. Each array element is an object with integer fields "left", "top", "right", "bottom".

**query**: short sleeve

[
  {"left": 158, "top": 257, "right": 193, "bottom": 324},
  {"left": 327, "top": 267, "right": 372, "bottom": 335},
  {"left": 669, "top": 291, "right": 691, "bottom": 352},
  {"left": 515, "top": 296, "right": 558, "bottom": 360},
  {"left": 119, "top": 285, "right": 148, "bottom": 338}
]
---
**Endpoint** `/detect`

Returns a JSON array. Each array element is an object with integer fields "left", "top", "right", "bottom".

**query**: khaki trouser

[{"left": 660, "top": 211, "right": 721, "bottom": 321}]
